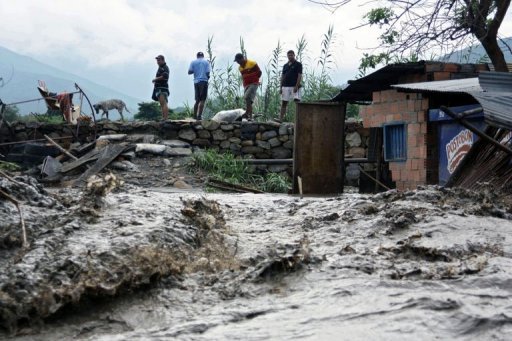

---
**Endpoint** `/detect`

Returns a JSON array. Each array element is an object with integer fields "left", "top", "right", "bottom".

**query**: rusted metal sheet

[{"left": 293, "top": 102, "right": 346, "bottom": 195}]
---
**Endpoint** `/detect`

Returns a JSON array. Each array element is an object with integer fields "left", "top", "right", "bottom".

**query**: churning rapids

[{"left": 1, "top": 176, "right": 511, "bottom": 340}]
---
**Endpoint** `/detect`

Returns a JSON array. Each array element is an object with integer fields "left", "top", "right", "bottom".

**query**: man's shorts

[
  {"left": 281, "top": 86, "right": 303, "bottom": 102},
  {"left": 154, "top": 88, "right": 169, "bottom": 103},
  {"left": 244, "top": 83, "right": 259, "bottom": 104},
  {"left": 194, "top": 81, "right": 208, "bottom": 101}
]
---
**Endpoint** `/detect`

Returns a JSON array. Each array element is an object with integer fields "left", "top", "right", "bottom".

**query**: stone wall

[
  {"left": 1, "top": 119, "right": 369, "bottom": 180},
  {"left": 0, "top": 120, "right": 294, "bottom": 175}
]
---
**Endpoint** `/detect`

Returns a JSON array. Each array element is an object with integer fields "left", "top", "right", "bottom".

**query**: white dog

[{"left": 211, "top": 109, "right": 245, "bottom": 123}]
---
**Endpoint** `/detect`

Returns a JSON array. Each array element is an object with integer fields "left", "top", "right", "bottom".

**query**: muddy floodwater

[{"left": 1, "top": 178, "right": 512, "bottom": 340}]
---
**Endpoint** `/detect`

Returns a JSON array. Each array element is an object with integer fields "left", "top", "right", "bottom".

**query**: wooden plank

[
  {"left": 293, "top": 102, "right": 346, "bottom": 195},
  {"left": 441, "top": 106, "right": 512, "bottom": 156},
  {"left": 72, "top": 144, "right": 126, "bottom": 187},
  {"left": 44, "top": 134, "right": 78, "bottom": 161},
  {"left": 207, "top": 178, "right": 264, "bottom": 193},
  {"left": 70, "top": 141, "right": 96, "bottom": 156},
  {"left": 60, "top": 148, "right": 102, "bottom": 173}
]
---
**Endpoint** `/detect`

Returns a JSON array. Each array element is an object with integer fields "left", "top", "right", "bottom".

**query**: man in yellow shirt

[{"left": 234, "top": 53, "right": 262, "bottom": 120}]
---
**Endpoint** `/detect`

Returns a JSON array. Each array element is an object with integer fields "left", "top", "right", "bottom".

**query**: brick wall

[{"left": 360, "top": 90, "right": 430, "bottom": 191}]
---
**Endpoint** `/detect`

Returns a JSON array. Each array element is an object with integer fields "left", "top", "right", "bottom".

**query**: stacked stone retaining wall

[{"left": 1, "top": 119, "right": 369, "bottom": 181}]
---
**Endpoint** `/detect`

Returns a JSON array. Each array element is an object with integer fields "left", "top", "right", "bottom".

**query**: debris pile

[{"left": 3, "top": 133, "right": 200, "bottom": 189}]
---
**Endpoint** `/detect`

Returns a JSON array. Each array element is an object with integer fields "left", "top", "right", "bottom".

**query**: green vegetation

[
  {"left": 191, "top": 149, "right": 291, "bottom": 193},
  {"left": 0, "top": 105, "right": 65, "bottom": 123},
  {"left": 29, "top": 112, "right": 65, "bottom": 123},
  {"left": 134, "top": 102, "right": 190, "bottom": 121},
  {"left": 135, "top": 102, "right": 164, "bottom": 120},
  {"left": 1, "top": 105, "right": 19, "bottom": 122},
  {"left": 346, "top": 103, "right": 360, "bottom": 119},
  {"left": 205, "top": 26, "right": 342, "bottom": 122},
  {"left": 0, "top": 161, "right": 21, "bottom": 172},
  {"left": 309, "top": 0, "right": 511, "bottom": 73}
]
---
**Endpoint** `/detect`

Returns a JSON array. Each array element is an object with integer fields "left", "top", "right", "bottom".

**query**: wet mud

[{"left": 1, "top": 176, "right": 512, "bottom": 340}]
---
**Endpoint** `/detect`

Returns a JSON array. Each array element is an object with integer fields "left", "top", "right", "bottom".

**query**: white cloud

[
  {"left": 1, "top": 0, "right": 511, "bottom": 104},
  {"left": 0, "top": 0, "right": 376, "bottom": 68}
]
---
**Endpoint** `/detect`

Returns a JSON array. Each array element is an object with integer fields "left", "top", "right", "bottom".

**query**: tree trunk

[
  {"left": 477, "top": 0, "right": 512, "bottom": 72},
  {"left": 480, "top": 36, "right": 509, "bottom": 72}
]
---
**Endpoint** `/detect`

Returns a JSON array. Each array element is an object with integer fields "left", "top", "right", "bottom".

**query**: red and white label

[{"left": 446, "top": 129, "right": 473, "bottom": 174}]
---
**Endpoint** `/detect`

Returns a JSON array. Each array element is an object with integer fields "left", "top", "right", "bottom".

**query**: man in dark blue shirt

[
  {"left": 280, "top": 50, "right": 303, "bottom": 122},
  {"left": 152, "top": 55, "right": 170, "bottom": 120}
]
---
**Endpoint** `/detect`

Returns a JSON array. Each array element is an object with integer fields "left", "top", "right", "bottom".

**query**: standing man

[
  {"left": 234, "top": 53, "right": 262, "bottom": 120},
  {"left": 188, "top": 52, "right": 211, "bottom": 120},
  {"left": 280, "top": 50, "right": 303, "bottom": 122},
  {"left": 152, "top": 55, "right": 170, "bottom": 120}
]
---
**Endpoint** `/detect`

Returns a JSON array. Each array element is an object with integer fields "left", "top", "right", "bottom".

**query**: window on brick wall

[{"left": 383, "top": 123, "right": 407, "bottom": 161}]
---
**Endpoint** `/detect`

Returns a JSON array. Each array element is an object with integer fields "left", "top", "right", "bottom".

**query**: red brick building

[{"left": 335, "top": 61, "right": 489, "bottom": 190}]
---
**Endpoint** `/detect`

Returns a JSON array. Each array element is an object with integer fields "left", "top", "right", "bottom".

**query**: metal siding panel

[
  {"left": 479, "top": 71, "right": 512, "bottom": 92},
  {"left": 392, "top": 72, "right": 512, "bottom": 130},
  {"left": 470, "top": 92, "right": 512, "bottom": 130},
  {"left": 392, "top": 78, "right": 481, "bottom": 93}
]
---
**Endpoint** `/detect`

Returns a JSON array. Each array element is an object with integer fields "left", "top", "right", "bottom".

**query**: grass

[
  {"left": 191, "top": 149, "right": 291, "bottom": 193},
  {"left": 0, "top": 161, "right": 21, "bottom": 172}
]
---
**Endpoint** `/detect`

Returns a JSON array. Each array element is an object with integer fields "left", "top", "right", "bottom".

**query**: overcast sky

[{"left": 1, "top": 0, "right": 512, "bottom": 107}]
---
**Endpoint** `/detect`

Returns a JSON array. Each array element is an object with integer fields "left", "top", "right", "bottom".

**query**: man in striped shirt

[{"left": 235, "top": 53, "right": 262, "bottom": 120}]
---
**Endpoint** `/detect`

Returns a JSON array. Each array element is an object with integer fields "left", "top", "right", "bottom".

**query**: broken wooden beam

[
  {"left": 358, "top": 165, "right": 391, "bottom": 191},
  {"left": 440, "top": 106, "right": 512, "bottom": 156},
  {"left": 207, "top": 178, "right": 264, "bottom": 193},
  {"left": 72, "top": 144, "right": 127, "bottom": 187},
  {"left": 60, "top": 148, "right": 102, "bottom": 173},
  {"left": 44, "top": 134, "right": 78, "bottom": 161}
]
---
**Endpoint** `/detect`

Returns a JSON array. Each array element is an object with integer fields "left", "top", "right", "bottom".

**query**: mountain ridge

[
  {"left": 0, "top": 46, "right": 143, "bottom": 119},
  {"left": 440, "top": 37, "right": 512, "bottom": 64}
]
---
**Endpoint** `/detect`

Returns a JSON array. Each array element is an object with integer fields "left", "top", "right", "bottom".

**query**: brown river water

[{"left": 1, "top": 176, "right": 511, "bottom": 340}]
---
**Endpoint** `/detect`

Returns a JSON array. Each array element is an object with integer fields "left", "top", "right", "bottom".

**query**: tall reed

[{"left": 205, "top": 26, "right": 341, "bottom": 121}]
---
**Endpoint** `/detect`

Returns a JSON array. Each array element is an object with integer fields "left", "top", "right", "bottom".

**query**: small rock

[
  {"left": 160, "top": 140, "right": 190, "bottom": 148},
  {"left": 202, "top": 120, "right": 221, "bottom": 131},
  {"left": 165, "top": 147, "right": 193, "bottom": 157},
  {"left": 178, "top": 128, "right": 197, "bottom": 141},
  {"left": 268, "top": 137, "right": 281, "bottom": 147},
  {"left": 272, "top": 147, "right": 292, "bottom": 159},
  {"left": 261, "top": 130, "right": 278, "bottom": 141},
  {"left": 346, "top": 132, "right": 362, "bottom": 148},
  {"left": 174, "top": 180, "right": 193, "bottom": 189},
  {"left": 197, "top": 130, "right": 211, "bottom": 139},
  {"left": 256, "top": 140, "right": 271, "bottom": 150},
  {"left": 212, "top": 130, "right": 227, "bottom": 141}
]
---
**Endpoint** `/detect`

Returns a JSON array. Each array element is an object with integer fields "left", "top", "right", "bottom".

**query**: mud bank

[
  {"left": 0, "top": 175, "right": 236, "bottom": 333},
  {"left": 1, "top": 179, "right": 512, "bottom": 340}
]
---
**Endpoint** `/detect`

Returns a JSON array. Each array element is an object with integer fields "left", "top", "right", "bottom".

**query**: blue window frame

[{"left": 383, "top": 123, "right": 407, "bottom": 161}]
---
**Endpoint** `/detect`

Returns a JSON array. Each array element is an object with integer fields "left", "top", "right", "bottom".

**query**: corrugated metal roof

[
  {"left": 470, "top": 92, "right": 512, "bottom": 130},
  {"left": 391, "top": 72, "right": 512, "bottom": 130},
  {"left": 486, "top": 63, "right": 512, "bottom": 72},
  {"left": 332, "top": 61, "right": 488, "bottom": 103},
  {"left": 332, "top": 62, "right": 427, "bottom": 102},
  {"left": 391, "top": 78, "right": 481, "bottom": 93},
  {"left": 479, "top": 71, "right": 512, "bottom": 92}
]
